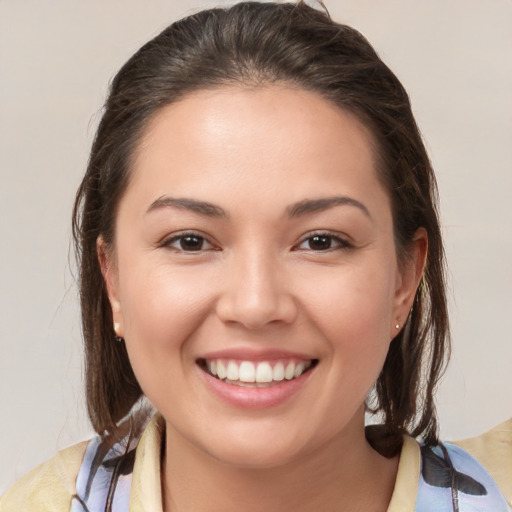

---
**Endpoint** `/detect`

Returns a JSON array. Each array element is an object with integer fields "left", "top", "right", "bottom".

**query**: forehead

[{"left": 126, "top": 86, "right": 388, "bottom": 216}]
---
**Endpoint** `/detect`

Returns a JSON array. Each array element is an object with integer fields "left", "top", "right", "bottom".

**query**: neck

[{"left": 161, "top": 413, "right": 398, "bottom": 512}]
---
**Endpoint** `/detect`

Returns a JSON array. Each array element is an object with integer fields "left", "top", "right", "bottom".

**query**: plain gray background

[{"left": 1, "top": 0, "right": 511, "bottom": 493}]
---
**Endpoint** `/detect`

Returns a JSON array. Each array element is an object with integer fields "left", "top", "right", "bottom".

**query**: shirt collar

[
  {"left": 387, "top": 436, "right": 421, "bottom": 511},
  {"left": 130, "top": 413, "right": 166, "bottom": 512},
  {"left": 129, "top": 414, "right": 420, "bottom": 511}
]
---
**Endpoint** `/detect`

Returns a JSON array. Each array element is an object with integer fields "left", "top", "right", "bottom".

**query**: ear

[
  {"left": 97, "top": 236, "right": 124, "bottom": 338},
  {"left": 391, "top": 228, "right": 428, "bottom": 339}
]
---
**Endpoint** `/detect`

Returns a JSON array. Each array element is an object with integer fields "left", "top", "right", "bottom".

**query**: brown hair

[{"left": 73, "top": 1, "right": 449, "bottom": 452}]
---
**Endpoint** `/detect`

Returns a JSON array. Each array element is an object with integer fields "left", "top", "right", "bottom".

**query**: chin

[
  {"left": 190, "top": 419, "right": 325, "bottom": 470},
  {"left": 207, "top": 439, "right": 305, "bottom": 470}
]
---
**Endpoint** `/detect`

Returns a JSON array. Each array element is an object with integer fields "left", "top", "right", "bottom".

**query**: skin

[{"left": 100, "top": 86, "right": 426, "bottom": 511}]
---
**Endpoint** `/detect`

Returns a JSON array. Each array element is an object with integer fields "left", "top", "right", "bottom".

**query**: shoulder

[
  {"left": 0, "top": 410, "right": 160, "bottom": 512},
  {"left": 0, "top": 440, "right": 88, "bottom": 512},
  {"left": 454, "top": 418, "right": 512, "bottom": 506},
  {"left": 415, "top": 419, "right": 512, "bottom": 511}
]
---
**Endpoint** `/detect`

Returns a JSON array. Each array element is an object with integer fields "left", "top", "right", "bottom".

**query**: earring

[
  {"left": 395, "top": 323, "right": 400, "bottom": 330},
  {"left": 114, "top": 322, "right": 124, "bottom": 342}
]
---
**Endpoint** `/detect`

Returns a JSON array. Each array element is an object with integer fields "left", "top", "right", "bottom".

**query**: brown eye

[
  {"left": 296, "top": 233, "right": 351, "bottom": 252},
  {"left": 164, "top": 233, "right": 214, "bottom": 252},
  {"left": 179, "top": 235, "right": 204, "bottom": 251},
  {"left": 307, "top": 235, "right": 333, "bottom": 251}
]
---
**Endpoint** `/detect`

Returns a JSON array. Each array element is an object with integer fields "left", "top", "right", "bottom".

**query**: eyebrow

[
  {"left": 286, "top": 196, "right": 372, "bottom": 219},
  {"left": 146, "top": 195, "right": 371, "bottom": 220},
  {"left": 146, "top": 196, "right": 229, "bottom": 218}
]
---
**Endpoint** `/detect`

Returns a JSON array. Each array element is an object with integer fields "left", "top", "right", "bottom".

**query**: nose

[{"left": 215, "top": 249, "right": 298, "bottom": 329}]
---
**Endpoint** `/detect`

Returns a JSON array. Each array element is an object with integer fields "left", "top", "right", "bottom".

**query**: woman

[{"left": 1, "top": 2, "right": 510, "bottom": 511}]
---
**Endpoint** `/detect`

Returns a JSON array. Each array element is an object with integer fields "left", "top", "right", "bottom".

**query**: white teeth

[
  {"left": 226, "top": 361, "right": 239, "bottom": 381},
  {"left": 284, "top": 362, "right": 295, "bottom": 380},
  {"left": 217, "top": 360, "right": 227, "bottom": 379},
  {"left": 205, "top": 359, "right": 313, "bottom": 384},
  {"left": 239, "top": 361, "right": 256, "bottom": 382},
  {"left": 294, "top": 362, "right": 305, "bottom": 378},
  {"left": 255, "top": 362, "right": 273, "bottom": 383},
  {"left": 272, "top": 362, "right": 285, "bottom": 381}
]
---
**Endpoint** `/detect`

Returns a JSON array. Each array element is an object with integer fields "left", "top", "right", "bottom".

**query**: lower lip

[{"left": 199, "top": 366, "right": 314, "bottom": 409}]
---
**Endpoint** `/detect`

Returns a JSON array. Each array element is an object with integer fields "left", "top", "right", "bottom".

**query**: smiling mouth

[{"left": 198, "top": 358, "right": 318, "bottom": 387}]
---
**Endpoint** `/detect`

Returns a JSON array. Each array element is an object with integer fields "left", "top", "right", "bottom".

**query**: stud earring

[
  {"left": 114, "top": 322, "right": 124, "bottom": 342},
  {"left": 395, "top": 323, "right": 400, "bottom": 330}
]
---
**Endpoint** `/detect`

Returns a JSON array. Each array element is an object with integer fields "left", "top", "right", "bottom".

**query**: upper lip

[{"left": 197, "top": 348, "right": 315, "bottom": 362}]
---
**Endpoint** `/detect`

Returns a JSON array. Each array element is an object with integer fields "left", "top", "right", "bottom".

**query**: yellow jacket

[{"left": 1, "top": 416, "right": 511, "bottom": 511}]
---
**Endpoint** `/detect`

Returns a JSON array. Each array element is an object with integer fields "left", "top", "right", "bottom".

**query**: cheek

[
  {"left": 301, "top": 262, "right": 397, "bottom": 345},
  {"left": 297, "top": 259, "right": 397, "bottom": 406},
  {"left": 116, "top": 259, "right": 217, "bottom": 380}
]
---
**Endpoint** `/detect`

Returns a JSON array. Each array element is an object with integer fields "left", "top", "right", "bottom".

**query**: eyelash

[
  {"left": 161, "top": 231, "right": 352, "bottom": 253},
  {"left": 161, "top": 231, "right": 216, "bottom": 253},
  {"left": 295, "top": 232, "right": 352, "bottom": 252}
]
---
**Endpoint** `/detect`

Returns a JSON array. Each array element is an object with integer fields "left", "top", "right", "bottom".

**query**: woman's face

[{"left": 102, "top": 87, "right": 423, "bottom": 468}]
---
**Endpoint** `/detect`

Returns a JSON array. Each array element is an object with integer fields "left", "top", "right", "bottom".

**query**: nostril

[{"left": 215, "top": 291, "right": 298, "bottom": 329}]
